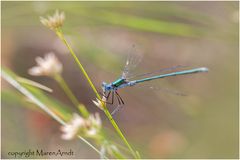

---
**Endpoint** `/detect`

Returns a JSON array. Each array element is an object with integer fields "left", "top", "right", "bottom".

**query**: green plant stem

[
  {"left": 103, "top": 108, "right": 137, "bottom": 158},
  {"left": 54, "top": 74, "right": 79, "bottom": 106},
  {"left": 56, "top": 29, "right": 101, "bottom": 100},
  {"left": 55, "top": 28, "right": 138, "bottom": 159},
  {"left": 54, "top": 73, "right": 89, "bottom": 118}
]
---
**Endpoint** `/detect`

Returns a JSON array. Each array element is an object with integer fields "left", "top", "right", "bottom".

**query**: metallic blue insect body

[
  {"left": 102, "top": 67, "right": 208, "bottom": 92},
  {"left": 101, "top": 46, "right": 208, "bottom": 115},
  {"left": 102, "top": 66, "right": 208, "bottom": 115}
]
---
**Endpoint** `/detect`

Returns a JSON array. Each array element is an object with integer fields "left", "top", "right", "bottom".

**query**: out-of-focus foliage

[{"left": 2, "top": 67, "right": 73, "bottom": 121}]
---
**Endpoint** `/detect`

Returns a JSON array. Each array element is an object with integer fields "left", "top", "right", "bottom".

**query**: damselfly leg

[
  {"left": 101, "top": 90, "right": 125, "bottom": 115},
  {"left": 111, "top": 91, "right": 124, "bottom": 116},
  {"left": 116, "top": 91, "right": 125, "bottom": 105},
  {"left": 100, "top": 91, "right": 115, "bottom": 105}
]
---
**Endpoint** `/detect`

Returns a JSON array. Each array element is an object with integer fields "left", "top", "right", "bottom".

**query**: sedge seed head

[{"left": 40, "top": 10, "right": 65, "bottom": 30}]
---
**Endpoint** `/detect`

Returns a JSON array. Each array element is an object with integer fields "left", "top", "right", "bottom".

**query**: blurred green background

[{"left": 1, "top": 1, "right": 239, "bottom": 159}]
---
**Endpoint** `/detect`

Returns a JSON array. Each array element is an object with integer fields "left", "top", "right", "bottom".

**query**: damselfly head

[
  {"left": 102, "top": 82, "right": 112, "bottom": 92},
  {"left": 102, "top": 82, "right": 109, "bottom": 92}
]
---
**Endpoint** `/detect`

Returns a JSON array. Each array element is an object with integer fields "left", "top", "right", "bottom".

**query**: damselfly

[{"left": 101, "top": 47, "right": 208, "bottom": 115}]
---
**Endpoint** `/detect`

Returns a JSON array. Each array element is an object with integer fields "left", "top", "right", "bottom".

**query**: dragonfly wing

[{"left": 122, "top": 45, "right": 143, "bottom": 79}]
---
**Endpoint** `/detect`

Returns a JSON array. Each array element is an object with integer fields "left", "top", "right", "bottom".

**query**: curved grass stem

[{"left": 55, "top": 28, "right": 139, "bottom": 159}]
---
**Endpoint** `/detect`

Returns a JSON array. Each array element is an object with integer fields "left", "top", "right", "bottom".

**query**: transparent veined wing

[
  {"left": 127, "top": 65, "right": 190, "bottom": 80},
  {"left": 121, "top": 44, "right": 143, "bottom": 80},
  {"left": 135, "top": 81, "right": 188, "bottom": 97},
  {"left": 148, "top": 86, "right": 187, "bottom": 96}
]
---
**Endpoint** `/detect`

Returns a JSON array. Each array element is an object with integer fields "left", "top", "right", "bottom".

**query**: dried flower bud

[{"left": 92, "top": 97, "right": 106, "bottom": 111}]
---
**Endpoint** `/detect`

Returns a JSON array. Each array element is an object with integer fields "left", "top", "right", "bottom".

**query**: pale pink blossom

[{"left": 28, "top": 52, "right": 62, "bottom": 77}]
